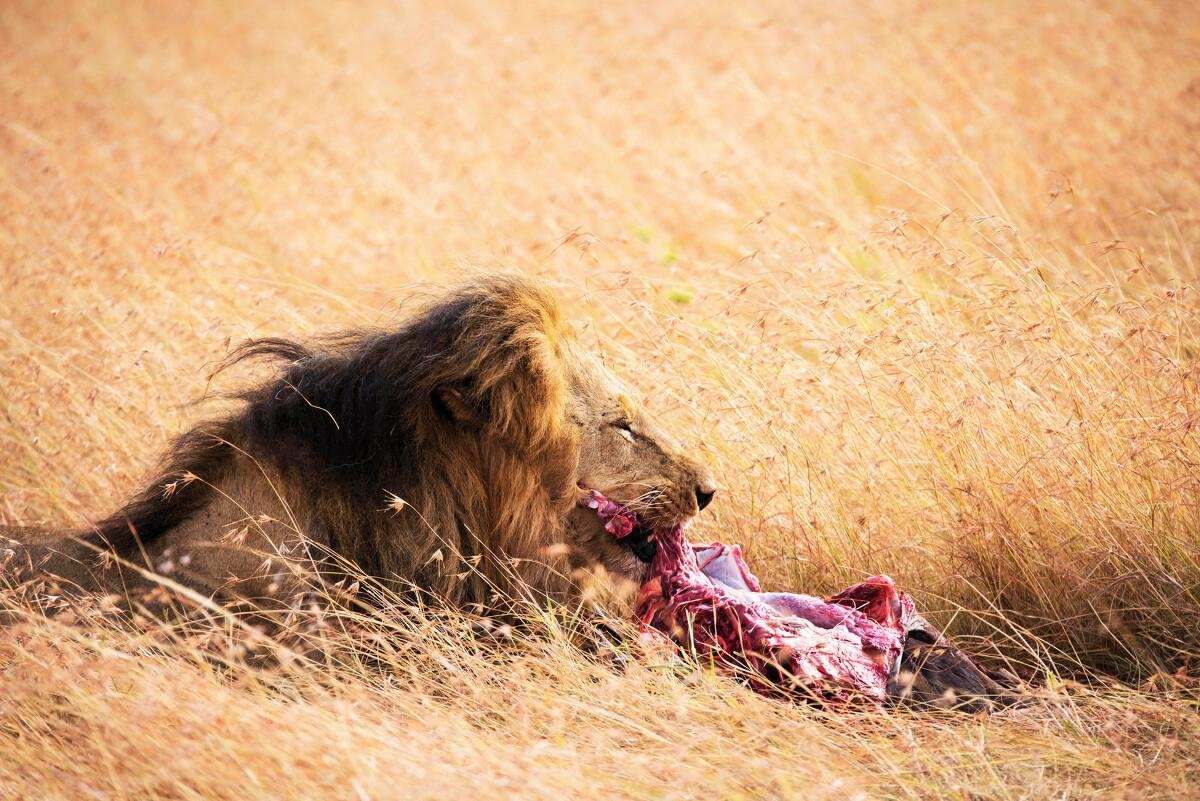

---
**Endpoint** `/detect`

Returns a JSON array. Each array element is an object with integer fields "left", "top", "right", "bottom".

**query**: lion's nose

[{"left": 695, "top": 483, "right": 716, "bottom": 511}]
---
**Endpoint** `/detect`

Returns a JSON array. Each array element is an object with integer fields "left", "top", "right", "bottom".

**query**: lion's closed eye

[{"left": 613, "top": 420, "right": 635, "bottom": 442}]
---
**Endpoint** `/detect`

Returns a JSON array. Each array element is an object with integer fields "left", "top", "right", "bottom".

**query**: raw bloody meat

[{"left": 583, "top": 490, "right": 996, "bottom": 705}]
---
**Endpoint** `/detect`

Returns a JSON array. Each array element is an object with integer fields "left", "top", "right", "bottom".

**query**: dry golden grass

[{"left": 2, "top": 0, "right": 1199, "bottom": 798}]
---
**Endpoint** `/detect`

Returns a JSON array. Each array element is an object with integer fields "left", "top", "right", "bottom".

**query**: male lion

[{"left": 5, "top": 276, "right": 717, "bottom": 616}]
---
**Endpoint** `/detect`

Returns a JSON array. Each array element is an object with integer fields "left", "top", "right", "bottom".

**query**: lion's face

[{"left": 561, "top": 349, "right": 717, "bottom": 586}]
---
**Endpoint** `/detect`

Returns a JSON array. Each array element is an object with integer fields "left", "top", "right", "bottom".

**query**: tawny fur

[{"left": 5, "top": 276, "right": 715, "bottom": 614}]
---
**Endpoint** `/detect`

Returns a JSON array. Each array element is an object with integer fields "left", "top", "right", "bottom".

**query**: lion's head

[
  {"left": 384, "top": 275, "right": 716, "bottom": 606},
  {"left": 559, "top": 348, "right": 717, "bottom": 595},
  {"left": 78, "top": 275, "right": 715, "bottom": 611}
]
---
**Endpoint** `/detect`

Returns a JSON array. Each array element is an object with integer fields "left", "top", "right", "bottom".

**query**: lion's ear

[
  {"left": 424, "top": 276, "right": 569, "bottom": 448},
  {"left": 432, "top": 383, "right": 484, "bottom": 429}
]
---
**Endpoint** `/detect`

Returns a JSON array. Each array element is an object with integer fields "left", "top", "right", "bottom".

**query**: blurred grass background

[{"left": 2, "top": 1, "right": 1199, "bottom": 798}]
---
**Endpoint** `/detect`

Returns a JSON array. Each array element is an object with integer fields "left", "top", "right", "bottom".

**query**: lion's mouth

[
  {"left": 579, "top": 488, "right": 671, "bottom": 565},
  {"left": 622, "top": 520, "right": 658, "bottom": 563}
]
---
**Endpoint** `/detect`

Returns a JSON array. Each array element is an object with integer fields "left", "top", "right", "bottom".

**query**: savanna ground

[{"left": 2, "top": 1, "right": 1199, "bottom": 798}]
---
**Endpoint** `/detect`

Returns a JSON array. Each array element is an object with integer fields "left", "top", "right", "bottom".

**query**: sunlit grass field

[{"left": 2, "top": 1, "right": 1199, "bottom": 798}]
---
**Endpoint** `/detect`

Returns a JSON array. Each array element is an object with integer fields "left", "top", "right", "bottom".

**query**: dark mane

[
  {"left": 85, "top": 275, "right": 576, "bottom": 593},
  {"left": 84, "top": 416, "right": 243, "bottom": 555}
]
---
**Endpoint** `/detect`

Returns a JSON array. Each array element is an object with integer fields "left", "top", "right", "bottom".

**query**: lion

[{"left": 4, "top": 276, "right": 717, "bottom": 618}]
